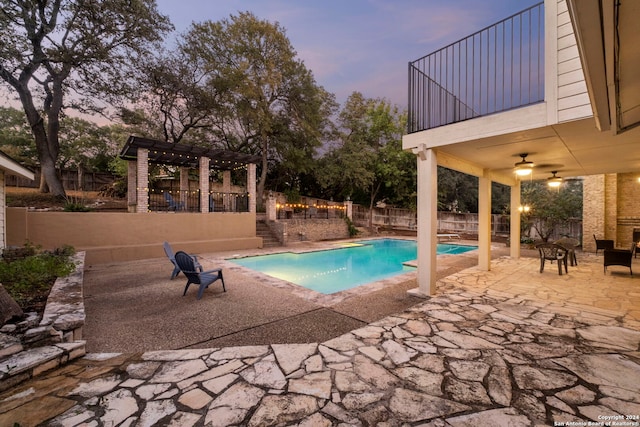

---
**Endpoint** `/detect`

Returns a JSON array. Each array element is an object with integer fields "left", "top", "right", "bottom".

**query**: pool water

[{"left": 229, "top": 239, "right": 476, "bottom": 295}]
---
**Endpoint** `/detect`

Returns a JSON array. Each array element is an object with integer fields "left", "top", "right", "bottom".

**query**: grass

[{"left": 1, "top": 243, "right": 76, "bottom": 314}]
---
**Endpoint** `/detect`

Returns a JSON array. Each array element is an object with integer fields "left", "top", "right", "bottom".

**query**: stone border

[{"left": 0, "top": 252, "right": 87, "bottom": 392}]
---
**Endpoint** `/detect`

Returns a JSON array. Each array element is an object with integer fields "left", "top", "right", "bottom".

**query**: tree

[
  {"left": 318, "top": 93, "right": 413, "bottom": 226},
  {"left": 179, "top": 12, "right": 336, "bottom": 207},
  {"left": 0, "top": 106, "right": 36, "bottom": 165},
  {"left": 521, "top": 179, "right": 583, "bottom": 241},
  {"left": 0, "top": 0, "right": 172, "bottom": 197}
]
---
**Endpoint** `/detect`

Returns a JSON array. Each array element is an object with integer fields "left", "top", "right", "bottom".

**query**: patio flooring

[{"left": 1, "top": 242, "right": 639, "bottom": 426}]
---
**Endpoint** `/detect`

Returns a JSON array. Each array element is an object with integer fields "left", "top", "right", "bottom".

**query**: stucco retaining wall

[{"left": 7, "top": 209, "right": 261, "bottom": 264}]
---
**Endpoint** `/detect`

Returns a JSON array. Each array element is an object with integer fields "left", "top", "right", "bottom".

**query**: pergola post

[
  {"left": 199, "top": 157, "right": 209, "bottom": 213},
  {"left": 223, "top": 170, "right": 231, "bottom": 211},
  {"left": 180, "top": 166, "right": 189, "bottom": 210},
  {"left": 344, "top": 199, "right": 353, "bottom": 220},
  {"left": 127, "top": 161, "right": 137, "bottom": 213},
  {"left": 247, "top": 164, "right": 256, "bottom": 214},
  {"left": 136, "top": 148, "right": 149, "bottom": 213}
]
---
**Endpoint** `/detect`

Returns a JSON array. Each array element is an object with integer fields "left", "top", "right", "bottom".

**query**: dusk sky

[{"left": 155, "top": 0, "right": 540, "bottom": 108}]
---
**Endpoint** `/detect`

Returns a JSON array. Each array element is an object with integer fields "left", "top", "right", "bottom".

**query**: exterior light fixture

[
  {"left": 547, "top": 171, "right": 563, "bottom": 188},
  {"left": 514, "top": 153, "right": 534, "bottom": 176},
  {"left": 518, "top": 205, "right": 531, "bottom": 213}
]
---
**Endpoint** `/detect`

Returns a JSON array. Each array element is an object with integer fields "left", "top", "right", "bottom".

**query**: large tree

[
  {"left": 318, "top": 92, "right": 413, "bottom": 225},
  {"left": 0, "top": 0, "right": 172, "bottom": 197},
  {"left": 179, "top": 12, "right": 336, "bottom": 207}
]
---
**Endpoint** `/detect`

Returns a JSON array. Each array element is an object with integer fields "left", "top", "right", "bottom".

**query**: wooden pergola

[{"left": 119, "top": 136, "right": 261, "bottom": 213}]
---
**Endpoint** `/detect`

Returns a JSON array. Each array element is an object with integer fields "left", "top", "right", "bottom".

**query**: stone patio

[{"left": 1, "top": 252, "right": 639, "bottom": 426}]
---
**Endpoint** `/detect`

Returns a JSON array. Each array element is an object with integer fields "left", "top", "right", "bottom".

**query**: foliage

[
  {"left": 0, "top": 0, "right": 173, "bottom": 196},
  {"left": 317, "top": 93, "right": 413, "bottom": 217},
  {"left": 163, "top": 12, "right": 337, "bottom": 207},
  {"left": 437, "top": 168, "right": 511, "bottom": 214},
  {"left": 0, "top": 244, "right": 76, "bottom": 310},
  {"left": 345, "top": 216, "right": 360, "bottom": 237},
  {"left": 520, "top": 179, "right": 583, "bottom": 241}
]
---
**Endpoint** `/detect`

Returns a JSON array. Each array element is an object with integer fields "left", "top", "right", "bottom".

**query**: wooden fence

[{"left": 352, "top": 205, "right": 582, "bottom": 241}]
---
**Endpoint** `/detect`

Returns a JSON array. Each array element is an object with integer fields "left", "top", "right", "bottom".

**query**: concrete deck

[{"left": 1, "top": 241, "right": 639, "bottom": 426}]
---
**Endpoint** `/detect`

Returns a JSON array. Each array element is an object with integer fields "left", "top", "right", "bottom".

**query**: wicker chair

[
  {"left": 536, "top": 242, "right": 569, "bottom": 275},
  {"left": 633, "top": 228, "right": 640, "bottom": 258},
  {"left": 604, "top": 243, "right": 635, "bottom": 276},
  {"left": 593, "top": 234, "right": 614, "bottom": 255}
]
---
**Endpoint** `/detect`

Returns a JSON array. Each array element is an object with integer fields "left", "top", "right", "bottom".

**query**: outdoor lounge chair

[
  {"left": 163, "top": 241, "right": 202, "bottom": 280},
  {"left": 535, "top": 242, "right": 568, "bottom": 275},
  {"left": 174, "top": 250, "right": 225, "bottom": 299},
  {"left": 604, "top": 243, "right": 635, "bottom": 276},
  {"left": 594, "top": 234, "right": 614, "bottom": 255},
  {"left": 164, "top": 191, "right": 184, "bottom": 211}
]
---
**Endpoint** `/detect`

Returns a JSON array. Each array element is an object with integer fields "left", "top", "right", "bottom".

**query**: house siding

[{"left": 556, "top": 0, "right": 592, "bottom": 123}]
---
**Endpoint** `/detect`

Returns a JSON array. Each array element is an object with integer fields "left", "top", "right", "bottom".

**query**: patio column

[
  {"left": 136, "top": 148, "right": 148, "bottom": 213},
  {"left": 344, "top": 199, "right": 353, "bottom": 220},
  {"left": 180, "top": 166, "right": 189, "bottom": 210},
  {"left": 127, "top": 161, "right": 137, "bottom": 213},
  {"left": 411, "top": 145, "right": 438, "bottom": 297},
  {"left": 478, "top": 173, "right": 492, "bottom": 270},
  {"left": 247, "top": 163, "right": 256, "bottom": 214},
  {"left": 199, "top": 157, "right": 209, "bottom": 213},
  {"left": 222, "top": 170, "right": 231, "bottom": 211},
  {"left": 510, "top": 182, "right": 521, "bottom": 258}
]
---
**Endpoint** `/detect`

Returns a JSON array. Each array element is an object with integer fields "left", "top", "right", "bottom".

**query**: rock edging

[{"left": 0, "top": 252, "right": 87, "bottom": 392}]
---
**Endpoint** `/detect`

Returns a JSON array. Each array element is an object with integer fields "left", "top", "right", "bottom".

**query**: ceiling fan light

[
  {"left": 547, "top": 171, "right": 563, "bottom": 187},
  {"left": 514, "top": 153, "right": 534, "bottom": 177},
  {"left": 515, "top": 166, "right": 533, "bottom": 176}
]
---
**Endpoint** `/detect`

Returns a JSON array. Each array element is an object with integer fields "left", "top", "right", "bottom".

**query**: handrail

[{"left": 408, "top": 2, "right": 544, "bottom": 133}]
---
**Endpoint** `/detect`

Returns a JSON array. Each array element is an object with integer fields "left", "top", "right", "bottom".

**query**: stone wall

[
  {"left": 0, "top": 252, "right": 86, "bottom": 392},
  {"left": 583, "top": 173, "right": 640, "bottom": 252},
  {"left": 267, "top": 219, "right": 349, "bottom": 245}
]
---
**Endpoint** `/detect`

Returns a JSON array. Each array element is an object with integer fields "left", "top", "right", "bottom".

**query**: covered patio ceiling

[{"left": 119, "top": 136, "right": 262, "bottom": 171}]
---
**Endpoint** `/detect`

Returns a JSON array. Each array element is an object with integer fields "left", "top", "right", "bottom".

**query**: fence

[
  {"left": 352, "top": 205, "right": 582, "bottom": 241},
  {"left": 148, "top": 189, "right": 249, "bottom": 213},
  {"left": 6, "top": 168, "right": 116, "bottom": 192},
  {"left": 408, "top": 2, "right": 544, "bottom": 132}
]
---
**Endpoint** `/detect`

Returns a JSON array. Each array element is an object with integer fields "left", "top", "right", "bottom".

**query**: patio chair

[
  {"left": 604, "top": 243, "right": 635, "bottom": 276},
  {"left": 593, "top": 234, "right": 614, "bottom": 255},
  {"left": 174, "top": 250, "right": 225, "bottom": 299},
  {"left": 535, "top": 242, "right": 568, "bottom": 275},
  {"left": 633, "top": 228, "right": 640, "bottom": 258},
  {"left": 163, "top": 241, "right": 202, "bottom": 280},
  {"left": 555, "top": 237, "right": 580, "bottom": 266},
  {"left": 164, "top": 191, "right": 184, "bottom": 211}
]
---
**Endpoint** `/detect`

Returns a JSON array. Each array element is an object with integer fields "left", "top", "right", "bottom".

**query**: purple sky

[{"left": 155, "top": 0, "right": 540, "bottom": 108}]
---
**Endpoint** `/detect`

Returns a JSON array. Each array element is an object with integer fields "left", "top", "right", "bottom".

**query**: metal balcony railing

[{"left": 408, "top": 2, "right": 544, "bottom": 133}]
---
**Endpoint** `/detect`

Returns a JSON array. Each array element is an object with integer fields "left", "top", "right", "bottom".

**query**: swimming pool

[{"left": 228, "top": 239, "right": 476, "bottom": 295}]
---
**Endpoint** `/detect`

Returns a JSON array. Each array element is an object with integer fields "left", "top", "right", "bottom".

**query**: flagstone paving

[{"left": 1, "top": 255, "right": 640, "bottom": 426}]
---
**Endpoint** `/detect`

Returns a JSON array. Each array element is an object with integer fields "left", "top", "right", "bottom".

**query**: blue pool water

[{"left": 229, "top": 239, "right": 476, "bottom": 294}]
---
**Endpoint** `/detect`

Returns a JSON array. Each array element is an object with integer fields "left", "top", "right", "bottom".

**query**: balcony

[{"left": 408, "top": 2, "right": 544, "bottom": 133}]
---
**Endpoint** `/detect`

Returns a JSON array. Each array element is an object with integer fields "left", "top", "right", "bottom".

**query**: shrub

[
  {"left": 345, "top": 217, "right": 359, "bottom": 237},
  {"left": 0, "top": 244, "right": 76, "bottom": 310}
]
